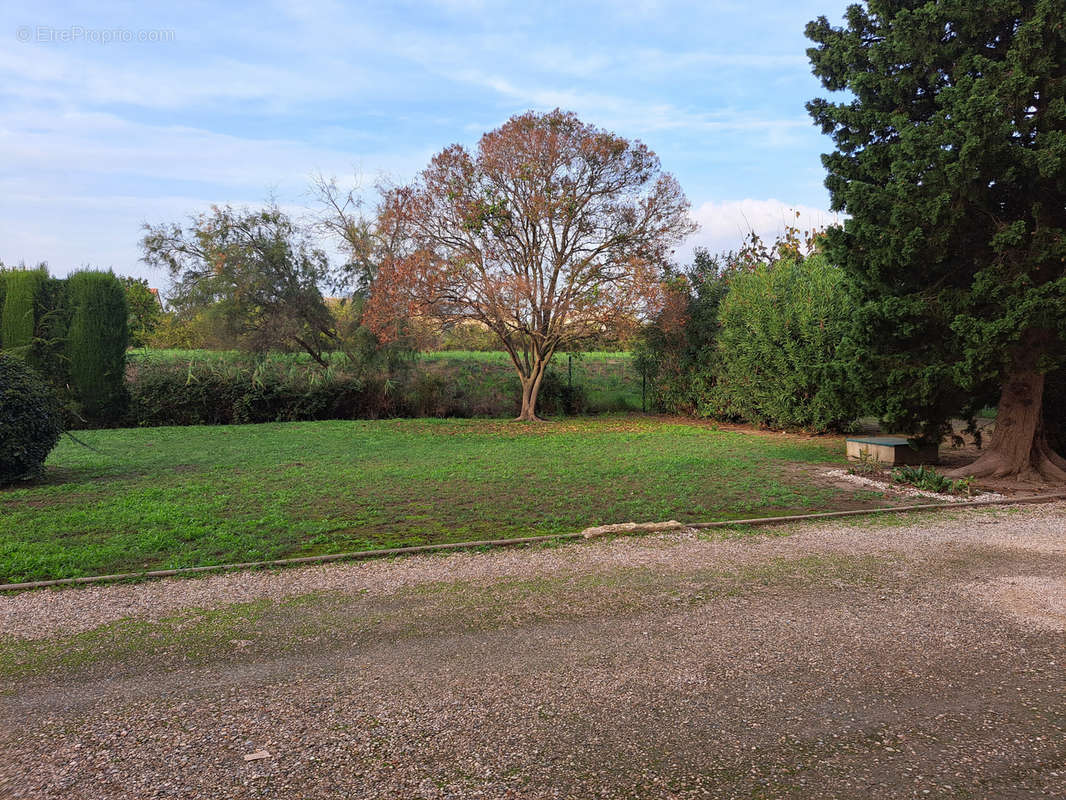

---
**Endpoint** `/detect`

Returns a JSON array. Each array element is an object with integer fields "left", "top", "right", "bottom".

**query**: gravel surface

[
  {"left": 2, "top": 503, "right": 1065, "bottom": 798},
  {"left": 967, "top": 575, "right": 1066, "bottom": 631},
  {"left": 4, "top": 504, "right": 1064, "bottom": 642}
]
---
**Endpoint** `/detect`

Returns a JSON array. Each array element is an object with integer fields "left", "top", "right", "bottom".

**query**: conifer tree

[{"left": 808, "top": 0, "right": 1066, "bottom": 480}]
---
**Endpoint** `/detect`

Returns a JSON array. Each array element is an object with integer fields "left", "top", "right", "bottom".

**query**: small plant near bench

[
  {"left": 891, "top": 465, "right": 975, "bottom": 496},
  {"left": 847, "top": 450, "right": 887, "bottom": 477}
]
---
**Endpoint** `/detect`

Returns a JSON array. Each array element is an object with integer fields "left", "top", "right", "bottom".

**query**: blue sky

[{"left": 2, "top": 0, "right": 853, "bottom": 286}]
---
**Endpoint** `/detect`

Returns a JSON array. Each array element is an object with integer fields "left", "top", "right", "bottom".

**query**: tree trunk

[
  {"left": 946, "top": 367, "right": 1066, "bottom": 483},
  {"left": 515, "top": 359, "right": 547, "bottom": 421}
]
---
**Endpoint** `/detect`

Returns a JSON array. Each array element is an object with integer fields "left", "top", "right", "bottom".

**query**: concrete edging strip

[{"left": 3, "top": 492, "right": 1065, "bottom": 592}]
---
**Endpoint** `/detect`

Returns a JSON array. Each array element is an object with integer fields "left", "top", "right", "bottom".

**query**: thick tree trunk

[
  {"left": 946, "top": 367, "right": 1066, "bottom": 483},
  {"left": 515, "top": 360, "right": 547, "bottom": 421}
]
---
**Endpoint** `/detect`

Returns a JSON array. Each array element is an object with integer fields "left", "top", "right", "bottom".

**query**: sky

[{"left": 1, "top": 0, "right": 854, "bottom": 289}]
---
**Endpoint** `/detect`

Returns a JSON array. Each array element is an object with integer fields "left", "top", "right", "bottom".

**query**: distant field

[
  {"left": 128, "top": 348, "right": 643, "bottom": 414},
  {"left": 0, "top": 416, "right": 871, "bottom": 583}
]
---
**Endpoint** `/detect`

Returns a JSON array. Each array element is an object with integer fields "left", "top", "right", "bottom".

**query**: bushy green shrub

[
  {"left": 537, "top": 369, "right": 589, "bottom": 416},
  {"left": 0, "top": 268, "right": 70, "bottom": 389},
  {"left": 66, "top": 271, "right": 129, "bottom": 424},
  {"left": 30, "top": 276, "right": 72, "bottom": 390},
  {"left": 122, "top": 277, "right": 164, "bottom": 348},
  {"left": 708, "top": 254, "right": 858, "bottom": 432},
  {"left": 0, "top": 352, "right": 64, "bottom": 484}
]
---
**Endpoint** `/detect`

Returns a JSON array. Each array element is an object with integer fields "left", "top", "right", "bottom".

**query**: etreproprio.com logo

[{"left": 17, "top": 25, "right": 176, "bottom": 44}]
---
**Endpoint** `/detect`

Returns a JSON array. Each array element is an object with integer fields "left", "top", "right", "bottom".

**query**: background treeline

[
  {"left": 0, "top": 227, "right": 865, "bottom": 434},
  {"left": 12, "top": 222, "right": 1056, "bottom": 439},
  {"left": 142, "top": 304, "right": 632, "bottom": 354},
  {"left": 0, "top": 263, "right": 635, "bottom": 431}
]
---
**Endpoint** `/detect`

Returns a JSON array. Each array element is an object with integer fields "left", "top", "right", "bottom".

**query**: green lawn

[{"left": 1, "top": 416, "right": 864, "bottom": 583}]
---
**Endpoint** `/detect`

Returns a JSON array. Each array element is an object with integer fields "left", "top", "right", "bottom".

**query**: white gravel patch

[
  {"left": 2, "top": 502, "right": 1064, "bottom": 641},
  {"left": 824, "top": 468, "right": 1005, "bottom": 503}
]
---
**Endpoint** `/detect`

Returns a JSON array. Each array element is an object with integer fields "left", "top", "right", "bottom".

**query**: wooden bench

[{"left": 845, "top": 436, "right": 939, "bottom": 466}]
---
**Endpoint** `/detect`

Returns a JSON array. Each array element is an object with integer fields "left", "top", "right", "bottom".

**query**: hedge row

[
  {"left": 639, "top": 253, "right": 860, "bottom": 433},
  {"left": 66, "top": 272, "right": 129, "bottom": 421},
  {"left": 125, "top": 359, "right": 588, "bottom": 426},
  {"left": 0, "top": 269, "right": 46, "bottom": 353}
]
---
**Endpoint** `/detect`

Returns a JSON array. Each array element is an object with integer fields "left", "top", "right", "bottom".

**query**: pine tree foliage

[{"left": 807, "top": 0, "right": 1066, "bottom": 480}]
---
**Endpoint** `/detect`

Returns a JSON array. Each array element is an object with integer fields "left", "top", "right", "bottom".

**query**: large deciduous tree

[
  {"left": 366, "top": 109, "right": 696, "bottom": 420},
  {"left": 141, "top": 204, "right": 341, "bottom": 365},
  {"left": 807, "top": 0, "right": 1066, "bottom": 481}
]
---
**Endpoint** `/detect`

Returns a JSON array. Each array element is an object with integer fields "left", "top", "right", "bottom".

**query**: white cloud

[
  {"left": 0, "top": 191, "right": 209, "bottom": 282},
  {"left": 449, "top": 70, "right": 810, "bottom": 141},
  {"left": 0, "top": 108, "right": 432, "bottom": 283},
  {"left": 0, "top": 190, "right": 345, "bottom": 286},
  {"left": 678, "top": 198, "right": 841, "bottom": 261},
  {"left": 0, "top": 48, "right": 360, "bottom": 111},
  {"left": 0, "top": 109, "right": 432, "bottom": 191},
  {"left": 629, "top": 48, "right": 808, "bottom": 73},
  {"left": 0, "top": 0, "right": 843, "bottom": 288}
]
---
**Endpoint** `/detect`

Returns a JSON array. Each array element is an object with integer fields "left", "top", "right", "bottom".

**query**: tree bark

[
  {"left": 946, "top": 367, "right": 1066, "bottom": 483},
  {"left": 515, "top": 359, "right": 547, "bottom": 421}
]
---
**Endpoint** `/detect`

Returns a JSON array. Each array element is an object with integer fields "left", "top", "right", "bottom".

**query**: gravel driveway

[{"left": 2, "top": 504, "right": 1065, "bottom": 798}]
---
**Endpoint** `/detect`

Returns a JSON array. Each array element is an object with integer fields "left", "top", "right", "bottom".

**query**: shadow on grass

[{"left": 4, "top": 463, "right": 206, "bottom": 492}]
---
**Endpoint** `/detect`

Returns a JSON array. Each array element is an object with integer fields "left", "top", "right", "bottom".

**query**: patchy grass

[
  {"left": 0, "top": 553, "right": 896, "bottom": 680},
  {"left": 0, "top": 599, "right": 280, "bottom": 679},
  {"left": 0, "top": 416, "right": 865, "bottom": 583}
]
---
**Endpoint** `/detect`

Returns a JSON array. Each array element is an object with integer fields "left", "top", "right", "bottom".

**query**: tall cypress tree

[
  {"left": 1, "top": 268, "right": 47, "bottom": 353},
  {"left": 807, "top": 0, "right": 1066, "bottom": 481},
  {"left": 66, "top": 271, "right": 129, "bottom": 423}
]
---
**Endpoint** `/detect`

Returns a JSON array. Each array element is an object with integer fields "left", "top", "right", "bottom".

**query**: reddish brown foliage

[{"left": 366, "top": 110, "right": 695, "bottom": 419}]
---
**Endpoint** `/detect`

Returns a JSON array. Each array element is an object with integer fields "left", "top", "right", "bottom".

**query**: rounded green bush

[
  {"left": 0, "top": 353, "right": 64, "bottom": 484},
  {"left": 709, "top": 253, "right": 858, "bottom": 432}
]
